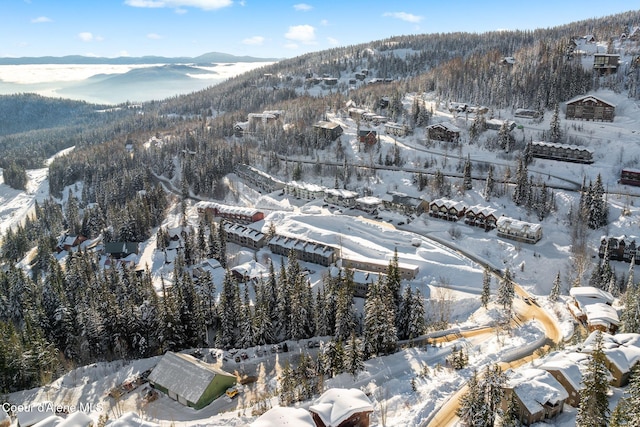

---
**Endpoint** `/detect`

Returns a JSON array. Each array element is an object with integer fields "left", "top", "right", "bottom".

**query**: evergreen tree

[
  {"left": 345, "top": 332, "right": 364, "bottom": 379},
  {"left": 363, "top": 279, "right": 397, "bottom": 357},
  {"left": 512, "top": 158, "right": 528, "bottom": 206},
  {"left": 549, "top": 271, "right": 562, "bottom": 302},
  {"left": 550, "top": 103, "right": 562, "bottom": 142},
  {"left": 483, "top": 166, "right": 494, "bottom": 201},
  {"left": 462, "top": 155, "right": 472, "bottom": 191},
  {"left": 481, "top": 267, "right": 491, "bottom": 308},
  {"left": 497, "top": 268, "right": 515, "bottom": 313},
  {"left": 457, "top": 370, "right": 485, "bottom": 426},
  {"left": 334, "top": 271, "right": 357, "bottom": 342},
  {"left": 576, "top": 331, "right": 610, "bottom": 427},
  {"left": 408, "top": 288, "right": 426, "bottom": 340}
]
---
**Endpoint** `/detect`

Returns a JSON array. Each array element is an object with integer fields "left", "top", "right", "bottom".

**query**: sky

[{"left": 0, "top": 0, "right": 637, "bottom": 59}]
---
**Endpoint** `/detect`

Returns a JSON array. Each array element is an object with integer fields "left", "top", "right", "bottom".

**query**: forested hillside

[{"left": 1, "top": 9, "right": 640, "bottom": 396}]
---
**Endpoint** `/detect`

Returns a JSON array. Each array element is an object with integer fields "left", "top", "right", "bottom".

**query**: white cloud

[
  {"left": 284, "top": 42, "right": 299, "bottom": 50},
  {"left": 327, "top": 37, "right": 339, "bottom": 46},
  {"left": 293, "top": 3, "right": 312, "bottom": 11},
  {"left": 383, "top": 11, "right": 423, "bottom": 23},
  {"left": 124, "top": 0, "right": 232, "bottom": 10},
  {"left": 147, "top": 33, "right": 163, "bottom": 39},
  {"left": 120, "top": 50, "right": 131, "bottom": 57},
  {"left": 78, "top": 32, "right": 104, "bottom": 42},
  {"left": 78, "top": 32, "right": 95, "bottom": 42},
  {"left": 320, "top": 19, "right": 329, "bottom": 26},
  {"left": 285, "top": 24, "right": 316, "bottom": 44},
  {"left": 31, "top": 16, "right": 52, "bottom": 23},
  {"left": 242, "top": 36, "right": 264, "bottom": 46}
]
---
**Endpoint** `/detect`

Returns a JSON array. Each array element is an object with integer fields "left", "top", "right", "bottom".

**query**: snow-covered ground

[{"left": 3, "top": 43, "right": 640, "bottom": 426}]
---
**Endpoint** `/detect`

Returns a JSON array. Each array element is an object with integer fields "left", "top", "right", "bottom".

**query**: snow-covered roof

[
  {"left": 582, "top": 303, "right": 619, "bottom": 327},
  {"left": 507, "top": 368, "right": 568, "bottom": 415},
  {"left": 225, "top": 223, "right": 265, "bottom": 242},
  {"left": 17, "top": 402, "right": 55, "bottom": 427},
  {"left": 250, "top": 406, "right": 315, "bottom": 427},
  {"left": 466, "top": 205, "right": 498, "bottom": 217},
  {"left": 195, "top": 201, "right": 261, "bottom": 217},
  {"left": 231, "top": 260, "right": 268, "bottom": 278},
  {"left": 427, "top": 122, "right": 460, "bottom": 132},
  {"left": 286, "top": 181, "right": 325, "bottom": 193},
  {"left": 537, "top": 351, "right": 589, "bottom": 392},
  {"left": 309, "top": 388, "right": 373, "bottom": 427},
  {"left": 532, "top": 141, "right": 594, "bottom": 153},
  {"left": 430, "top": 198, "right": 467, "bottom": 211},
  {"left": 56, "top": 411, "right": 93, "bottom": 427},
  {"left": 314, "top": 120, "right": 342, "bottom": 130},
  {"left": 106, "top": 412, "right": 160, "bottom": 427},
  {"left": 569, "top": 286, "right": 614, "bottom": 305},
  {"left": 566, "top": 94, "right": 615, "bottom": 107},
  {"left": 31, "top": 415, "right": 63, "bottom": 427},
  {"left": 356, "top": 196, "right": 382, "bottom": 205},
  {"left": 147, "top": 352, "right": 235, "bottom": 405},
  {"left": 324, "top": 188, "right": 359, "bottom": 198},
  {"left": 496, "top": 216, "right": 541, "bottom": 232},
  {"left": 583, "top": 332, "right": 640, "bottom": 373}
]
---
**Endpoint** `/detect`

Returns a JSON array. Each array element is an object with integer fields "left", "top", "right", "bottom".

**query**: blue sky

[{"left": 0, "top": 0, "right": 636, "bottom": 59}]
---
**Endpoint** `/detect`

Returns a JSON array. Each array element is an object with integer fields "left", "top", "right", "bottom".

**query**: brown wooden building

[
  {"left": 426, "top": 122, "right": 460, "bottom": 142},
  {"left": 565, "top": 95, "right": 615, "bottom": 122}
]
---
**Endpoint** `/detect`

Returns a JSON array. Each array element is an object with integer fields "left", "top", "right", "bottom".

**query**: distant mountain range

[{"left": 0, "top": 51, "right": 281, "bottom": 65}]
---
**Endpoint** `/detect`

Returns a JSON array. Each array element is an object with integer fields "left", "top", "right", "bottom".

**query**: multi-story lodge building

[
  {"left": 496, "top": 216, "right": 542, "bottom": 244},
  {"left": 268, "top": 235, "right": 338, "bottom": 267},
  {"left": 235, "top": 164, "right": 285, "bottom": 193},
  {"left": 195, "top": 201, "right": 264, "bottom": 223},
  {"left": 598, "top": 235, "right": 640, "bottom": 264},
  {"left": 223, "top": 223, "right": 266, "bottom": 250},
  {"left": 530, "top": 141, "right": 594, "bottom": 164},
  {"left": 565, "top": 94, "right": 615, "bottom": 122}
]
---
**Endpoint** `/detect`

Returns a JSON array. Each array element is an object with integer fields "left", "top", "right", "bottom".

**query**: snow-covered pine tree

[
  {"left": 408, "top": 288, "right": 426, "bottom": 340},
  {"left": 462, "top": 154, "right": 472, "bottom": 191},
  {"left": 549, "top": 271, "right": 562, "bottom": 302},
  {"left": 456, "top": 369, "right": 484, "bottom": 426},
  {"left": 483, "top": 165, "right": 494, "bottom": 201},
  {"left": 497, "top": 268, "right": 515, "bottom": 312},
  {"left": 481, "top": 266, "right": 492, "bottom": 308},
  {"left": 576, "top": 331, "right": 610, "bottom": 427},
  {"left": 549, "top": 103, "right": 562, "bottom": 142},
  {"left": 345, "top": 332, "right": 364, "bottom": 379}
]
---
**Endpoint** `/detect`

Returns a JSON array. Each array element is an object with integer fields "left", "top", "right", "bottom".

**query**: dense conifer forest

[{"left": 1, "top": 9, "right": 640, "bottom": 395}]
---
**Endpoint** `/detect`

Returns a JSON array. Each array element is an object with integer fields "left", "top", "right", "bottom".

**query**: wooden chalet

[
  {"left": 104, "top": 242, "right": 139, "bottom": 259},
  {"left": 582, "top": 332, "right": 640, "bottom": 387},
  {"left": 347, "top": 107, "right": 367, "bottom": 120},
  {"left": 568, "top": 287, "right": 618, "bottom": 334},
  {"left": 313, "top": 121, "right": 343, "bottom": 142},
  {"left": 538, "top": 351, "right": 590, "bottom": 407},
  {"left": 502, "top": 368, "right": 567, "bottom": 426},
  {"left": 252, "top": 407, "right": 315, "bottom": 427},
  {"left": 496, "top": 216, "right": 542, "bottom": 244},
  {"left": 464, "top": 205, "right": 498, "bottom": 230},
  {"left": 485, "top": 119, "right": 516, "bottom": 131},
  {"left": 426, "top": 122, "right": 460, "bottom": 143},
  {"left": 428, "top": 198, "right": 467, "bottom": 221},
  {"left": 56, "top": 234, "right": 88, "bottom": 252},
  {"left": 565, "top": 95, "right": 615, "bottom": 122},
  {"left": 309, "top": 388, "right": 374, "bottom": 427},
  {"left": 593, "top": 53, "right": 620, "bottom": 74},
  {"left": 384, "top": 122, "right": 411, "bottom": 137},
  {"left": 530, "top": 141, "right": 594, "bottom": 164},
  {"left": 381, "top": 192, "right": 428, "bottom": 215},
  {"left": 358, "top": 129, "right": 377, "bottom": 145},
  {"left": 598, "top": 235, "right": 640, "bottom": 264},
  {"left": 148, "top": 351, "right": 236, "bottom": 410}
]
